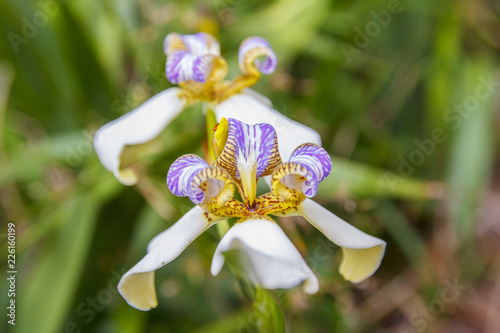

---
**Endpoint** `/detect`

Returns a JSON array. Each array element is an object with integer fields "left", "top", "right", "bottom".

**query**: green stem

[
  {"left": 216, "top": 219, "right": 230, "bottom": 238},
  {"left": 205, "top": 104, "right": 217, "bottom": 164}
]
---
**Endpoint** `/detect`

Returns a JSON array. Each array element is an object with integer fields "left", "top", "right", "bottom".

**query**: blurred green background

[{"left": 1, "top": 0, "right": 499, "bottom": 332}]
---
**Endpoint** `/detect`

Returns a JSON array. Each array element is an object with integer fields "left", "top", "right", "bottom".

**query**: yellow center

[
  {"left": 173, "top": 40, "right": 267, "bottom": 105},
  {"left": 206, "top": 121, "right": 305, "bottom": 222}
]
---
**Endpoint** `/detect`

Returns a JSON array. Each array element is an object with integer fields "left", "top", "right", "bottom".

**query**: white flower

[
  {"left": 117, "top": 118, "right": 385, "bottom": 310},
  {"left": 94, "top": 32, "right": 320, "bottom": 185},
  {"left": 211, "top": 219, "right": 320, "bottom": 294}
]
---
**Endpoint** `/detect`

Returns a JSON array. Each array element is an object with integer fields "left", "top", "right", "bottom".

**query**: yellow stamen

[{"left": 212, "top": 117, "right": 229, "bottom": 159}]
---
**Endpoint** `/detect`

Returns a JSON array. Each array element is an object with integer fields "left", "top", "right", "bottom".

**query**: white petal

[
  {"left": 118, "top": 206, "right": 216, "bottom": 311},
  {"left": 211, "top": 219, "right": 319, "bottom": 294},
  {"left": 214, "top": 93, "right": 321, "bottom": 161},
  {"left": 241, "top": 88, "right": 272, "bottom": 107},
  {"left": 298, "top": 199, "right": 386, "bottom": 283},
  {"left": 94, "top": 88, "right": 185, "bottom": 185}
]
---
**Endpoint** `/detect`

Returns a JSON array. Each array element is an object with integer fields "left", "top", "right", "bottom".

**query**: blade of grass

[
  {"left": 447, "top": 59, "right": 496, "bottom": 241},
  {"left": 374, "top": 201, "right": 428, "bottom": 275},
  {"left": 316, "top": 156, "right": 443, "bottom": 200},
  {"left": 16, "top": 170, "right": 120, "bottom": 333}
]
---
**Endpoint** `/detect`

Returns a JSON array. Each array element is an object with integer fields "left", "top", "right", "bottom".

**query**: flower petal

[
  {"left": 238, "top": 37, "right": 277, "bottom": 76},
  {"left": 241, "top": 88, "right": 272, "bottom": 107},
  {"left": 167, "top": 154, "right": 209, "bottom": 201},
  {"left": 215, "top": 118, "right": 281, "bottom": 180},
  {"left": 167, "top": 154, "right": 235, "bottom": 210},
  {"left": 298, "top": 199, "right": 386, "bottom": 283},
  {"left": 289, "top": 143, "right": 331, "bottom": 183},
  {"left": 214, "top": 93, "right": 321, "bottom": 161},
  {"left": 118, "top": 206, "right": 220, "bottom": 311},
  {"left": 271, "top": 162, "right": 313, "bottom": 203},
  {"left": 94, "top": 88, "right": 185, "bottom": 185},
  {"left": 164, "top": 32, "right": 227, "bottom": 84},
  {"left": 272, "top": 143, "right": 332, "bottom": 199},
  {"left": 211, "top": 219, "right": 319, "bottom": 294},
  {"left": 164, "top": 32, "right": 220, "bottom": 57}
]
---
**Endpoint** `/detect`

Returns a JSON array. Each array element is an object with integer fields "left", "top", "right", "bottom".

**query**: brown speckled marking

[
  {"left": 214, "top": 125, "right": 282, "bottom": 181},
  {"left": 271, "top": 162, "right": 309, "bottom": 201},
  {"left": 193, "top": 142, "right": 309, "bottom": 223},
  {"left": 192, "top": 166, "right": 235, "bottom": 215},
  {"left": 214, "top": 138, "right": 239, "bottom": 179}
]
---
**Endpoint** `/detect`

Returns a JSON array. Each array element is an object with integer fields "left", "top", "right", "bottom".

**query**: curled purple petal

[
  {"left": 166, "top": 52, "right": 217, "bottom": 84},
  {"left": 167, "top": 154, "right": 235, "bottom": 206},
  {"left": 272, "top": 143, "right": 331, "bottom": 198},
  {"left": 181, "top": 33, "right": 220, "bottom": 56},
  {"left": 288, "top": 143, "right": 331, "bottom": 197},
  {"left": 289, "top": 143, "right": 331, "bottom": 183},
  {"left": 163, "top": 32, "right": 222, "bottom": 84},
  {"left": 167, "top": 154, "right": 209, "bottom": 203},
  {"left": 164, "top": 32, "right": 220, "bottom": 57},
  {"left": 238, "top": 37, "right": 277, "bottom": 75}
]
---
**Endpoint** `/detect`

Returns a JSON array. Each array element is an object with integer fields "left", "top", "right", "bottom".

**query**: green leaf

[
  {"left": 447, "top": 59, "right": 496, "bottom": 240},
  {"left": 374, "top": 201, "right": 427, "bottom": 272},
  {"left": 16, "top": 194, "right": 99, "bottom": 333},
  {"left": 15, "top": 172, "right": 119, "bottom": 333},
  {"left": 251, "top": 288, "right": 286, "bottom": 333},
  {"left": 316, "top": 156, "right": 442, "bottom": 200},
  {"left": 191, "top": 307, "right": 255, "bottom": 333}
]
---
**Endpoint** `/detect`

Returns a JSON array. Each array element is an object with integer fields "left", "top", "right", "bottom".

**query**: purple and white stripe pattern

[
  {"left": 274, "top": 143, "right": 332, "bottom": 198},
  {"left": 214, "top": 118, "right": 282, "bottom": 180},
  {"left": 167, "top": 154, "right": 210, "bottom": 204},
  {"left": 238, "top": 37, "right": 277, "bottom": 75},
  {"left": 289, "top": 143, "right": 331, "bottom": 184},
  {"left": 164, "top": 32, "right": 221, "bottom": 84},
  {"left": 167, "top": 154, "right": 235, "bottom": 206},
  {"left": 167, "top": 120, "right": 329, "bottom": 206}
]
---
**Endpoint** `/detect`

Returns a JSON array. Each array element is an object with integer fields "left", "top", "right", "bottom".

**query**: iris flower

[
  {"left": 94, "top": 32, "right": 320, "bottom": 185},
  {"left": 118, "top": 118, "right": 386, "bottom": 311}
]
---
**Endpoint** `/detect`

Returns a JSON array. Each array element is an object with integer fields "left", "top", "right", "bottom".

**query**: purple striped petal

[
  {"left": 289, "top": 143, "right": 331, "bottom": 183},
  {"left": 238, "top": 37, "right": 277, "bottom": 75},
  {"left": 163, "top": 32, "right": 222, "bottom": 84},
  {"left": 272, "top": 143, "right": 331, "bottom": 198},
  {"left": 214, "top": 118, "right": 281, "bottom": 180},
  {"left": 167, "top": 154, "right": 209, "bottom": 203},
  {"left": 164, "top": 32, "right": 220, "bottom": 57},
  {"left": 167, "top": 154, "right": 235, "bottom": 206},
  {"left": 181, "top": 33, "right": 220, "bottom": 56}
]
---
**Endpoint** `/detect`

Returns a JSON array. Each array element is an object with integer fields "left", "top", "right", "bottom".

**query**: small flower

[
  {"left": 94, "top": 32, "right": 320, "bottom": 185},
  {"left": 118, "top": 118, "right": 385, "bottom": 311}
]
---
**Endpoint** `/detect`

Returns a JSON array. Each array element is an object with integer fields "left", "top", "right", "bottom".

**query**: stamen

[{"left": 212, "top": 118, "right": 229, "bottom": 159}]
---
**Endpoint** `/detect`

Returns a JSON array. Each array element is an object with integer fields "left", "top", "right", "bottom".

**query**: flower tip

[
  {"left": 210, "top": 254, "right": 224, "bottom": 277},
  {"left": 339, "top": 244, "right": 386, "bottom": 284},
  {"left": 114, "top": 168, "right": 138, "bottom": 186},
  {"left": 303, "top": 275, "right": 320, "bottom": 294},
  {"left": 117, "top": 272, "right": 159, "bottom": 311}
]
